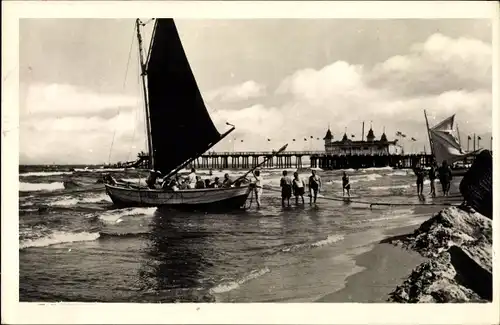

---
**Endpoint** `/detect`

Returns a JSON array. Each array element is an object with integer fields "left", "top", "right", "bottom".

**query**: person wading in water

[
  {"left": 280, "top": 170, "right": 293, "bottom": 208},
  {"left": 414, "top": 164, "right": 425, "bottom": 198},
  {"left": 292, "top": 171, "right": 305, "bottom": 205},
  {"left": 252, "top": 170, "right": 263, "bottom": 209},
  {"left": 342, "top": 171, "right": 351, "bottom": 198},
  {"left": 438, "top": 160, "right": 453, "bottom": 197},
  {"left": 428, "top": 161, "right": 437, "bottom": 197},
  {"left": 308, "top": 169, "right": 322, "bottom": 205}
]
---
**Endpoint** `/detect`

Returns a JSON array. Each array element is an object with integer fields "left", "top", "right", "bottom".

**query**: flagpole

[{"left": 424, "top": 109, "right": 435, "bottom": 158}]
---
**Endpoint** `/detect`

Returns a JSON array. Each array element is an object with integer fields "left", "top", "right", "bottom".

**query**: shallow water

[{"left": 18, "top": 166, "right": 461, "bottom": 302}]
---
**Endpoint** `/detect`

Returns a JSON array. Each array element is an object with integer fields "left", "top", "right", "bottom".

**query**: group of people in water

[
  {"left": 413, "top": 159, "right": 453, "bottom": 198},
  {"left": 145, "top": 168, "right": 240, "bottom": 191},
  {"left": 112, "top": 159, "right": 455, "bottom": 209}
]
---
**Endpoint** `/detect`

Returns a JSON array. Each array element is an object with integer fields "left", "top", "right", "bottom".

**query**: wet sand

[{"left": 317, "top": 225, "right": 427, "bottom": 302}]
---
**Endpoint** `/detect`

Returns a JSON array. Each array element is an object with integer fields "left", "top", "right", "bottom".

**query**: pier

[{"left": 184, "top": 151, "right": 435, "bottom": 170}]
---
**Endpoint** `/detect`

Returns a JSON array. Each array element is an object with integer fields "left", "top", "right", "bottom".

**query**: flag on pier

[
  {"left": 351, "top": 134, "right": 355, "bottom": 138},
  {"left": 478, "top": 136, "right": 482, "bottom": 140},
  {"left": 411, "top": 137, "right": 417, "bottom": 141},
  {"left": 468, "top": 135, "right": 472, "bottom": 140},
  {"left": 267, "top": 139, "right": 271, "bottom": 141}
]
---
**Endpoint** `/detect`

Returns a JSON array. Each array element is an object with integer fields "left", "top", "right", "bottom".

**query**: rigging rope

[
  {"left": 263, "top": 187, "right": 461, "bottom": 209},
  {"left": 108, "top": 23, "right": 137, "bottom": 165}
]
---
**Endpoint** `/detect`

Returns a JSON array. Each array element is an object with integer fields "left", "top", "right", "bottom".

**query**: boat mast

[
  {"left": 136, "top": 18, "right": 154, "bottom": 170},
  {"left": 424, "top": 109, "right": 435, "bottom": 159}
]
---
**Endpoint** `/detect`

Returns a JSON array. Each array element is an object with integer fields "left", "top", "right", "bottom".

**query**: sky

[{"left": 19, "top": 18, "right": 493, "bottom": 165}]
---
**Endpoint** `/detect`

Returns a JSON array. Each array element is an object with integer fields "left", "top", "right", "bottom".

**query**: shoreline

[{"left": 316, "top": 224, "right": 426, "bottom": 302}]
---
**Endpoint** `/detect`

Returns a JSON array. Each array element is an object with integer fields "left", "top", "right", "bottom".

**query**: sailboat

[
  {"left": 424, "top": 110, "right": 482, "bottom": 176},
  {"left": 104, "top": 18, "right": 286, "bottom": 209}
]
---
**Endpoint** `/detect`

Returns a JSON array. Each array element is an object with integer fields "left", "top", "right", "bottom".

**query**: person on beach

[
  {"left": 428, "top": 161, "right": 437, "bottom": 197},
  {"left": 252, "top": 170, "right": 263, "bottom": 208},
  {"left": 438, "top": 160, "right": 453, "bottom": 196},
  {"left": 414, "top": 164, "right": 425, "bottom": 197},
  {"left": 308, "top": 170, "right": 322, "bottom": 205},
  {"left": 292, "top": 172, "right": 306, "bottom": 205},
  {"left": 342, "top": 172, "right": 351, "bottom": 198},
  {"left": 280, "top": 170, "right": 293, "bottom": 207}
]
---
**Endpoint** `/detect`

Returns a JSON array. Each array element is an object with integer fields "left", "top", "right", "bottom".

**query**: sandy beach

[{"left": 317, "top": 224, "right": 427, "bottom": 302}]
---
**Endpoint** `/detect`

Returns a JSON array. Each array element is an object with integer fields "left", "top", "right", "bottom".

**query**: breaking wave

[
  {"left": 20, "top": 231, "right": 100, "bottom": 249},
  {"left": 19, "top": 182, "right": 65, "bottom": 192},
  {"left": 281, "top": 234, "right": 345, "bottom": 252},
  {"left": 369, "top": 184, "right": 411, "bottom": 191},
  {"left": 210, "top": 267, "right": 271, "bottom": 294},
  {"left": 98, "top": 207, "right": 157, "bottom": 224},
  {"left": 20, "top": 171, "right": 73, "bottom": 177}
]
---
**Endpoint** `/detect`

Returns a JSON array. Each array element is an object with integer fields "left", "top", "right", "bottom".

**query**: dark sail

[{"left": 146, "top": 19, "right": 222, "bottom": 174}]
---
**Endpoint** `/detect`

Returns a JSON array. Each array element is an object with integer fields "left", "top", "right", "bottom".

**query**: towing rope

[{"left": 263, "top": 187, "right": 462, "bottom": 209}]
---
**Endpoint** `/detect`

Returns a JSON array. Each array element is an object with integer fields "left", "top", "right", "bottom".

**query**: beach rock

[
  {"left": 459, "top": 149, "right": 492, "bottom": 219},
  {"left": 386, "top": 206, "right": 492, "bottom": 303},
  {"left": 387, "top": 206, "right": 491, "bottom": 258}
]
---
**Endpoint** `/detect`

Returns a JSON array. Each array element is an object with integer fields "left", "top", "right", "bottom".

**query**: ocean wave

[
  {"left": 19, "top": 182, "right": 65, "bottom": 192},
  {"left": 80, "top": 193, "right": 112, "bottom": 203},
  {"left": 281, "top": 234, "right": 345, "bottom": 253},
  {"left": 19, "top": 231, "right": 100, "bottom": 249},
  {"left": 20, "top": 171, "right": 73, "bottom": 177},
  {"left": 47, "top": 196, "right": 80, "bottom": 206},
  {"left": 386, "top": 170, "right": 409, "bottom": 176},
  {"left": 210, "top": 267, "right": 271, "bottom": 294},
  {"left": 98, "top": 207, "right": 157, "bottom": 224},
  {"left": 361, "top": 166, "right": 393, "bottom": 172},
  {"left": 369, "top": 184, "right": 411, "bottom": 191}
]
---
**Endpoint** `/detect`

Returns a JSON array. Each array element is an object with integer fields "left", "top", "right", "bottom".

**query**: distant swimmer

[
  {"left": 438, "top": 160, "right": 452, "bottom": 197},
  {"left": 308, "top": 169, "right": 322, "bottom": 205},
  {"left": 428, "top": 161, "right": 437, "bottom": 197},
  {"left": 292, "top": 171, "right": 305, "bottom": 205},
  {"left": 342, "top": 172, "right": 350, "bottom": 198},
  {"left": 252, "top": 170, "right": 263, "bottom": 208},
  {"left": 280, "top": 170, "right": 293, "bottom": 208}
]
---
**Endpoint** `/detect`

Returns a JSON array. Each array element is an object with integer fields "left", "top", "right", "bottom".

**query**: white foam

[
  {"left": 311, "top": 234, "right": 345, "bottom": 247},
  {"left": 210, "top": 267, "right": 271, "bottom": 294},
  {"left": 19, "top": 231, "right": 100, "bottom": 249},
  {"left": 80, "top": 193, "right": 112, "bottom": 203},
  {"left": 386, "top": 170, "right": 408, "bottom": 176},
  {"left": 369, "top": 184, "right": 411, "bottom": 191},
  {"left": 19, "top": 182, "right": 65, "bottom": 192},
  {"left": 47, "top": 196, "right": 79, "bottom": 206},
  {"left": 98, "top": 207, "right": 156, "bottom": 224},
  {"left": 19, "top": 171, "right": 73, "bottom": 177}
]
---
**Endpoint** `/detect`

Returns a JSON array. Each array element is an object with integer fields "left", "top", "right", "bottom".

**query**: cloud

[
  {"left": 366, "top": 33, "right": 492, "bottom": 96},
  {"left": 204, "top": 80, "right": 266, "bottom": 103},
  {"left": 210, "top": 33, "right": 492, "bottom": 153},
  {"left": 20, "top": 33, "right": 493, "bottom": 164},
  {"left": 20, "top": 83, "right": 146, "bottom": 164}
]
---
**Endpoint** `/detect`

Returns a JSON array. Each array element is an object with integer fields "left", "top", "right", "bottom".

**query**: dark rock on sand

[
  {"left": 459, "top": 149, "right": 492, "bottom": 219},
  {"left": 385, "top": 206, "right": 492, "bottom": 303}
]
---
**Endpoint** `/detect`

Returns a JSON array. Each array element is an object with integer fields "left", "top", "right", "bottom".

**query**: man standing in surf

[
  {"left": 292, "top": 171, "right": 306, "bottom": 205},
  {"left": 252, "top": 170, "right": 263, "bottom": 209},
  {"left": 308, "top": 169, "right": 322, "bottom": 205},
  {"left": 280, "top": 170, "right": 293, "bottom": 208},
  {"left": 342, "top": 171, "right": 350, "bottom": 198}
]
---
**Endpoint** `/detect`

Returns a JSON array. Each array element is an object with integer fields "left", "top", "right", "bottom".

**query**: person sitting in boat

[
  {"left": 186, "top": 168, "right": 197, "bottom": 189},
  {"left": 222, "top": 173, "right": 233, "bottom": 187},
  {"left": 204, "top": 179, "right": 211, "bottom": 188},
  {"left": 211, "top": 177, "right": 221, "bottom": 188},
  {"left": 195, "top": 176, "right": 206, "bottom": 189},
  {"left": 146, "top": 170, "right": 161, "bottom": 189}
]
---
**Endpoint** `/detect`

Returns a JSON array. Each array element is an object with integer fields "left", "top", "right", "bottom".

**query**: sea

[{"left": 18, "top": 165, "right": 462, "bottom": 302}]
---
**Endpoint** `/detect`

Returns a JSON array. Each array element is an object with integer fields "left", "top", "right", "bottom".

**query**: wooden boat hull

[{"left": 104, "top": 184, "right": 253, "bottom": 210}]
